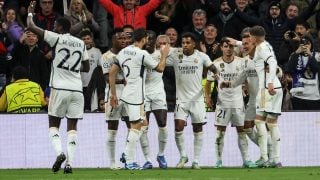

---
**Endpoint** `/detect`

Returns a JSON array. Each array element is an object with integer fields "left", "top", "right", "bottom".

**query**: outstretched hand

[{"left": 28, "top": 1, "right": 36, "bottom": 14}]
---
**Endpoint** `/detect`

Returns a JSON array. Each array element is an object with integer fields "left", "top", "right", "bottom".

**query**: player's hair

[
  {"left": 147, "top": 30, "right": 156, "bottom": 41},
  {"left": 55, "top": 17, "right": 71, "bottom": 33},
  {"left": 156, "top": 35, "right": 170, "bottom": 44},
  {"left": 249, "top": 26, "right": 266, "bottom": 37},
  {"left": 132, "top": 28, "right": 147, "bottom": 42},
  {"left": 12, "top": 66, "right": 28, "bottom": 80},
  {"left": 79, "top": 28, "right": 93, "bottom": 38},
  {"left": 181, "top": 32, "right": 197, "bottom": 42},
  {"left": 241, "top": 27, "right": 251, "bottom": 38},
  {"left": 220, "top": 37, "right": 230, "bottom": 45},
  {"left": 123, "top": 24, "right": 134, "bottom": 31}
]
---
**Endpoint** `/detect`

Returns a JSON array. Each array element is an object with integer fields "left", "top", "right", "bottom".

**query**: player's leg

[
  {"left": 189, "top": 101, "right": 207, "bottom": 169},
  {"left": 266, "top": 114, "right": 281, "bottom": 168},
  {"left": 64, "top": 118, "right": 78, "bottom": 174},
  {"left": 154, "top": 109, "right": 168, "bottom": 169},
  {"left": 175, "top": 119, "right": 188, "bottom": 168},
  {"left": 236, "top": 125, "right": 256, "bottom": 168},
  {"left": 255, "top": 112, "right": 268, "bottom": 167},
  {"left": 140, "top": 115, "right": 152, "bottom": 169},
  {"left": 191, "top": 123, "right": 203, "bottom": 169},
  {"left": 63, "top": 91, "right": 84, "bottom": 173},
  {"left": 49, "top": 115, "right": 65, "bottom": 173},
  {"left": 124, "top": 104, "right": 144, "bottom": 169},
  {"left": 243, "top": 103, "right": 258, "bottom": 145},
  {"left": 174, "top": 102, "right": 188, "bottom": 168},
  {"left": 234, "top": 108, "right": 257, "bottom": 168},
  {"left": 244, "top": 120, "right": 258, "bottom": 145},
  {"left": 215, "top": 125, "right": 226, "bottom": 168},
  {"left": 106, "top": 120, "right": 120, "bottom": 169},
  {"left": 214, "top": 106, "right": 229, "bottom": 168},
  {"left": 105, "top": 101, "right": 123, "bottom": 170},
  {"left": 48, "top": 89, "right": 67, "bottom": 173}
]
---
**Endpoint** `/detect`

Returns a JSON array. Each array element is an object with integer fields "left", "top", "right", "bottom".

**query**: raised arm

[
  {"left": 27, "top": 1, "right": 45, "bottom": 39},
  {"left": 154, "top": 44, "right": 170, "bottom": 72}
]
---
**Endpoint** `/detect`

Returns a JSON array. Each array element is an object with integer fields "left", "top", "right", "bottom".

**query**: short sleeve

[
  {"left": 44, "top": 30, "right": 60, "bottom": 47},
  {"left": 143, "top": 51, "right": 158, "bottom": 69}
]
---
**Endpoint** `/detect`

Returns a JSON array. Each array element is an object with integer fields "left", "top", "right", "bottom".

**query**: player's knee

[
  {"left": 107, "top": 121, "right": 119, "bottom": 130},
  {"left": 192, "top": 123, "right": 203, "bottom": 133}
]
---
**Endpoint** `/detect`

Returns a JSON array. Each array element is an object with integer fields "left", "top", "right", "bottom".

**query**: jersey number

[
  {"left": 121, "top": 58, "right": 131, "bottom": 77},
  {"left": 217, "top": 109, "right": 226, "bottom": 119},
  {"left": 57, "top": 48, "right": 82, "bottom": 73}
]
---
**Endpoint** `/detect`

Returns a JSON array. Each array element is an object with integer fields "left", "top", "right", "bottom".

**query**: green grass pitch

[{"left": 1, "top": 167, "right": 320, "bottom": 180}]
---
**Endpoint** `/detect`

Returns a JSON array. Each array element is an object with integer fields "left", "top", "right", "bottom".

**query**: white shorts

[
  {"left": 120, "top": 100, "right": 145, "bottom": 122},
  {"left": 245, "top": 100, "right": 256, "bottom": 121},
  {"left": 144, "top": 92, "right": 167, "bottom": 112},
  {"left": 256, "top": 88, "right": 283, "bottom": 115},
  {"left": 105, "top": 102, "right": 128, "bottom": 121},
  {"left": 214, "top": 105, "right": 245, "bottom": 126},
  {"left": 48, "top": 89, "right": 84, "bottom": 119},
  {"left": 174, "top": 101, "right": 206, "bottom": 124}
]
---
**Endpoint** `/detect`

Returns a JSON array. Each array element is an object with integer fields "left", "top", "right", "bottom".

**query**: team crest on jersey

[
  {"left": 194, "top": 59, "right": 198, "bottom": 63},
  {"left": 220, "top": 63, "right": 224, "bottom": 68}
]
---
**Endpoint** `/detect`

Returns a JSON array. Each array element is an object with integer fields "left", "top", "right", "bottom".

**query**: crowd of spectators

[{"left": 0, "top": 0, "right": 320, "bottom": 113}]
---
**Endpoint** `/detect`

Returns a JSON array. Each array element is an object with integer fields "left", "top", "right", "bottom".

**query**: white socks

[
  {"left": 215, "top": 130, "right": 225, "bottom": 161},
  {"left": 244, "top": 127, "right": 258, "bottom": 145},
  {"left": 140, "top": 126, "right": 151, "bottom": 162},
  {"left": 238, "top": 131, "right": 249, "bottom": 162},
  {"left": 158, "top": 127, "right": 168, "bottom": 156},
  {"left": 66, "top": 130, "right": 77, "bottom": 166},
  {"left": 175, "top": 131, "right": 187, "bottom": 157},
  {"left": 255, "top": 120, "right": 268, "bottom": 161},
  {"left": 49, "top": 127, "right": 62, "bottom": 156},
  {"left": 267, "top": 123, "right": 281, "bottom": 163},
  {"left": 107, "top": 130, "right": 117, "bottom": 167},
  {"left": 193, "top": 132, "right": 203, "bottom": 164},
  {"left": 125, "top": 129, "right": 140, "bottom": 164}
]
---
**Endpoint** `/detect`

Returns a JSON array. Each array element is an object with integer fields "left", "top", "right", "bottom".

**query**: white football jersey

[
  {"left": 81, "top": 47, "right": 102, "bottom": 87},
  {"left": 208, "top": 57, "right": 244, "bottom": 108},
  {"left": 145, "top": 50, "right": 164, "bottom": 95},
  {"left": 100, "top": 50, "right": 125, "bottom": 102},
  {"left": 231, "top": 55, "right": 259, "bottom": 100},
  {"left": 253, "top": 41, "right": 281, "bottom": 89},
  {"left": 44, "top": 31, "right": 89, "bottom": 92},
  {"left": 167, "top": 49, "right": 212, "bottom": 102},
  {"left": 115, "top": 45, "right": 158, "bottom": 105}
]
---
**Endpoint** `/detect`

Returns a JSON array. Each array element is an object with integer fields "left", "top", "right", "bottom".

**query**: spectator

[
  {"left": 99, "top": 0, "right": 162, "bottom": 29},
  {"left": 278, "top": 21, "right": 315, "bottom": 68},
  {"left": 0, "top": 66, "right": 47, "bottom": 113},
  {"left": 86, "top": 66, "right": 105, "bottom": 112},
  {"left": 235, "top": 0, "right": 258, "bottom": 17},
  {"left": 285, "top": 35, "right": 320, "bottom": 110},
  {"left": 1, "top": 7, "right": 24, "bottom": 59},
  {"left": 65, "top": 0, "right": 100, "bottom": 37},
  {"left": 33, "top": 0, "right": 61, "bottom": 61},
  {"left": 165, "top": 27, "right": 179, "bottom": 47},
  {"left": 79, "top": 29, "right": 102, "bottom": 111},
  {"left": 148, "top": 0, "right": 188, "bottom": 34},
  {"left": 183, "top": 9, "right": 207, "bottom": 42},
  {"left": 11, "top": 29, "right": 49, "bottom": 90},
  {"left": 199, "top": 23, "right": 221, "bottom": 61},
  {"left": 235, "top": 0, "right": 319, "bottom": 60},
  {"left": 92, "top": 0, "right": 111, "bottom": 52},
  {"left": 208, "top": 0, "right": 246, "bottom": 41}
]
